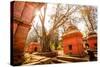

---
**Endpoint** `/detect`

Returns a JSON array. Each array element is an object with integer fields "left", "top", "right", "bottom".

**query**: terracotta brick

[
  {"left": 14, "top": 24, "right": 30, "bottom": 47},
  {"left": 87, "top": 37, "right": 97, "bottom": 50},
  {"left": 21, "top": 3, "right": 35, "bottom": 24},
  {"left": 62, "top": 32, "right": 84, "bottom": 57},
  {"left": 13, "top": 21, "right": 18, "bottom": 35},
  {"left": 25, "top": 42, "right": 41, "bottom": 53},
  {"left": 13, "top": 1, "right": 25, "bottom": 19},
  {"left": 13, "top": 23, "right": 30, "bottom": 65},
  {"left": 11, "top": 1, "right": 44, "bottom": 65}
]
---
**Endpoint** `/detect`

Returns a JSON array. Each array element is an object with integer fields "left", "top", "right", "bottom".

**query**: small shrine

[
  {"left": 62, "top": 25, "right": 85, "bottom": 57},
  {"left": 87, "top": 31, "right": 97, "bottom": 51},
  {"left": 25, "top": 42, "right": 41, "bottom": 54}
]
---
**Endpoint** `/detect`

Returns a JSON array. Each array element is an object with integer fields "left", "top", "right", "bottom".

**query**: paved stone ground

[
  {"left": 57, "top": 55, "right": 89, "bottom": 62},
  {"left": 23, "top": 52, "right": 89, "bottom": 66},
  {"left": 23, "top": 53, "right": 50, "bottom": 64}
]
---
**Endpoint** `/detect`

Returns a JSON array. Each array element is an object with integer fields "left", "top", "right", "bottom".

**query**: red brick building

[
  {"left": 25, "top": 42, "right": 41, "bottom": 54},
  {"left": 62, "top": 25, "right": 85, "bottom": 57},
  {"left": 87, "top": 31, "right": 97, "bottom": 51}
]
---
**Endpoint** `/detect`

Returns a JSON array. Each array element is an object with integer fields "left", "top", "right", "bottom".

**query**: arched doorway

[
  {"left": 34, "top": 47, "right": 37, "bottom": 52},
  {"left": 11, "top": 1, "right": 44, "bottom": 65}
]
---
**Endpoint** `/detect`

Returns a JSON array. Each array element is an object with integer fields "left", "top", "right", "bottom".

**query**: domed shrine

[{"left": 62, "top": 25, "right": 85, "bottom": 57}]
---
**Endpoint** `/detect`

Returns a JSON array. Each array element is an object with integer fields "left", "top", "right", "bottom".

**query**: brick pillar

[
  {"left": 13, "top": 20, "right": 31, "bottom": 65},
  {"left": 11, "top": 1, "right": 44, "bottom": 65},
  {"left": 11, "top": 1, "right": 34, "bottom": 65}
]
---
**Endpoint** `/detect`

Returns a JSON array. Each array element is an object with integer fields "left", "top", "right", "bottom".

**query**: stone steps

[
  {"left": 51, "top": 58, "right": 71, "bottom": 63},
  {"left": 57, "top": 56, "right": 88, "bottom": 62}
]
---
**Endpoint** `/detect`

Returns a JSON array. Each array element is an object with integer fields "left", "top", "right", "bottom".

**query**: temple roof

[
  {"left": 88, "top": 31, "right": 97, "bottom": 36},
  {"left": 62, "top": 24, "right": 82, "bottom": 38},
  {"left": 67, "top": 25, "right": 78, "bottom": 32},
  {"left": 87, "top": 31, "right": 97, "bottom": 39}
]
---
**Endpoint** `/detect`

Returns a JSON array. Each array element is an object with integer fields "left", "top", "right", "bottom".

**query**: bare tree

[
  {"left": 32, "top": 4, "right": 80, "bottom": 52},
  {"left": 80, "top": 6, "right": 97, "bottom": 31}
]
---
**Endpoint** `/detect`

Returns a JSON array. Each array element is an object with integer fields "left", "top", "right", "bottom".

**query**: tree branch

[
  {"left": 49, "top": 6, "right": 80, "bottom": 34},
  {"left": 33, "top": 25, "right": 42, "bottom": 39}
]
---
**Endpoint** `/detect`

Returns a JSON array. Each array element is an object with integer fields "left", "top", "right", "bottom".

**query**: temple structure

[
  {"left": 62, "top": 24, "right": 85, "bottom": 57},
  {"left": 87, "top": 31, "right": 97, "bottom": 51},
  {"left": 25, "top": 42, "right": 41, "bottom": 54}
]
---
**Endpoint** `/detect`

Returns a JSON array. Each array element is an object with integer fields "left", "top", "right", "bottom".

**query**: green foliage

[{"left": 50, "top": 41, "right": 63, "bottom": 50}]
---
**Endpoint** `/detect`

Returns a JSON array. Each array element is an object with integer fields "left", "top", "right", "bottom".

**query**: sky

[{"left": 30, "top": 3, "right": 95, "bottom": 38}]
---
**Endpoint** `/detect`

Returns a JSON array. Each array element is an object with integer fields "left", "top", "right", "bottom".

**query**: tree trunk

[{"left": 41, "top": 34, "right": 52, "bottom": 52}]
